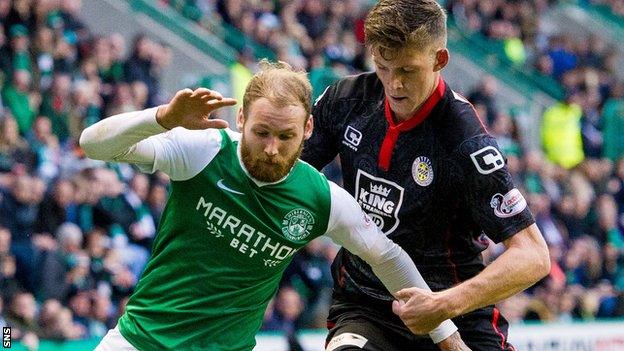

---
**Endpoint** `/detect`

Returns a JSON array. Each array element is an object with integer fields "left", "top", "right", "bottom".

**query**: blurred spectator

[
  {"left": 541, "top": 93, "right": 585, "bottom": 169},
  {"left": 147, "top": 181, "right": 168, "bottom": 225},
  {"left": 37, "top": 222, "right": 83, "bottom": 301},
  {"left": 40, "top": 72, "right": 72, "bottom": 142},
  {"left": 6, "top": 292, "right": 42, "bottom": 339},
  {"left": 601, "top": 82, "right": 624, "bottom": 162},
  {"left": 26, "top": 116, "right": 61, "bottom": 182},
  {"left": 468, "top": 76, "right": 500, "bottom": 126},
  {"left": 262, "top": 286, "right": 305, "bottom": 351},
  {"left": 0, "top": 114, "right": 35, "bottom": 172},
  {"left": 2, "top": 69, "right": 38, "bottom": 134}
]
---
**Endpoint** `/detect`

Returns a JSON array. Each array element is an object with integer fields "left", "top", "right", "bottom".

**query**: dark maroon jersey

[{"left": 302, "top": 72, "right": 535, "bottom": 301}]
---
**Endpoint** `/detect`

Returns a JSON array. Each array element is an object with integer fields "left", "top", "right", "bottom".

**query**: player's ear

[
  {"left": 433, "top": 48, "right": 449, "bottom": 72},
  {"left": 304, "top": 114, "right": 313, "bottom": 140},
  {"left": 236, "top": 107, "right": 244, "bottom": 131}
]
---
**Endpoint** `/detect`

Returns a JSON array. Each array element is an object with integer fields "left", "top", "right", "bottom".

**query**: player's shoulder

[
  {"left": 323, "top": 72, "right": 384, "bottom": 103},
  {"left": 432, "top": 84, "right": 490, "bottom": 152},
  {"left": 164, "top": 127, "right": 239, "bottom": 150}
]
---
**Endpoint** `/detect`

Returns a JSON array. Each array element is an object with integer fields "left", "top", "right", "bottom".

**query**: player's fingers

[
  {"left": 391, "top": 300, "right": 404, "bottom": 316},
  {"left": 206, "top": 98, "right": 237, "bottom": 109},
  {"left": 202, "top": 119, "right": 229, "bottom": 129},
  {"left": 186, "top": 118, "right": 228, "bottom": 130},
  {"left": 395, "top": 289, "right": 413, "bottom": 299},
  {"left": 194, "top": 88, "right": 223, "bottom": 101},
  {"left": 175, "top": 88, "right": 193, "bottom": 100}
]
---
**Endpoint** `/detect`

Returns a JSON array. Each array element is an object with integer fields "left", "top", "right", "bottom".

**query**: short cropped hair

[
  {"left": 242, "top": 59, "right": 312, "bottom": 121},
  {"left": 365, "top": 0, "right": 447, "bottom": 59}
]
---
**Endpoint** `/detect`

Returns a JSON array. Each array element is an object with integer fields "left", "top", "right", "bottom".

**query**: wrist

[
  {"left": 436, "top": 288, "right": 464, "bottom": 319},
  {"left": 155, "top": 104, "right": 172, "bottom": 130}
]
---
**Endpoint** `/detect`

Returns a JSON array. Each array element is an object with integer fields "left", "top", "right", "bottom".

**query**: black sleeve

[
  {"left": 455, "top": 134, "right": 535, "bottom": 243},
  {"left": 301, "top": 85, "right": 341, "bottom": 171}
]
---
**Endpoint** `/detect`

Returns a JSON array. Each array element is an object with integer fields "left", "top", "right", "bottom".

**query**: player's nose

[{"left": 263, "top": 137, "right": 279, "bottom": 156}]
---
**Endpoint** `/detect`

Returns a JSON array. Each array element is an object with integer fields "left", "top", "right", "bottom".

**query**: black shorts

[{"left": 325, "top": 299, "right": 515, "bottom": 351}]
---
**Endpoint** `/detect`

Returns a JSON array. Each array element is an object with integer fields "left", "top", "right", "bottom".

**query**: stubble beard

[{"left": 240, "top": 135, "right": 304, "bottom": 183}]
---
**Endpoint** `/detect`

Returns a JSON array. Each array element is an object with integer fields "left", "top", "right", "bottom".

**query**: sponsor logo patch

[
  {"left": 355, "top": 169, "right": 404, "bottom": 234},
  {"left": 216, "top": 179, "right": 244, "bottom": 195},
  {"left": 470, "top": 146, "right": 505, "bottom": 175},
  {"left": 490, "top": 188, "right": 527, "bottom": 218},
  {"left": 281, "top": 208, "right": 315, "bottom": 241},
  {"left": 412, "top": 156, "right": 434, "bottom": 186},
  {"left": 342, "top": 125, "right": 362, "bottom": 151}
]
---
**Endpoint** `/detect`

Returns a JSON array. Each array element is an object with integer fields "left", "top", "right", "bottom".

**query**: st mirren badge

[{"left": 412, "top": 156, "right": 434, "bottom": 187}]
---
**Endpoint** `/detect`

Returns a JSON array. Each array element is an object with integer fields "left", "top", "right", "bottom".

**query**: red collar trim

[
  {"left": 383, "top": 78, "right": 446, "bottom": 131},
  {"left": 378, "top": 78, "right": 446, "bottom": 171}
]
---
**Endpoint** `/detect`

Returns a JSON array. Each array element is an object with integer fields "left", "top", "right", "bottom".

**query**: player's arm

[
  {"left": 79, "top": 88, "right": 236, "bottom": 179},
  {"left": 439, "top": 223, "right": 548, "bottom": 317},
  {"left": 392, "top": 135, "right": 549, "bottom": 335},
  {"left": 323, "top": 182, "right": 466, "bottom": 348},
  {"left": 393, "top": 224, "right": 548, "bottom": 334}
]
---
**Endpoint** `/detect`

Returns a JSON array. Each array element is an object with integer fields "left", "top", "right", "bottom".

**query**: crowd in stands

[
  {"left": 0, "top": 0, "right": 173, "bottom": 347},
  {"left": 0, "top": 0, "right": 623, "bottom": 348}
]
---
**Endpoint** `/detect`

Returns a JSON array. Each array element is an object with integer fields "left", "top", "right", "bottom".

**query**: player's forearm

[
  {"left": 440, "top": 237, "right": 549, "bottom": 318},
  {"left": 325, "top": 183, "right": 457, "bottom": 342},
  {"left": 367, "top": 243, "right": 457, "bottom": 343},
  {"left": 79, "top": 107, "right": 165, "bottom": 161}
]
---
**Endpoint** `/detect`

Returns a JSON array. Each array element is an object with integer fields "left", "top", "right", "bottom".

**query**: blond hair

[
  {"left": 365, "top": 0, "right": 447, "bottom": 59},
  {"left": 242, "top": 60, "right": 312, "bottom": 121}
]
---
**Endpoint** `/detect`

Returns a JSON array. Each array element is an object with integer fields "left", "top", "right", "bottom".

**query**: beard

[{"left": 240, "top": 135, "right": 304, "bottom": 183}]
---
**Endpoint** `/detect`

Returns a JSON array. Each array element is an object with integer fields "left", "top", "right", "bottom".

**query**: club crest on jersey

[
  {"left": 355, "top": 169, "right": 404, "bottom": 234},
  {"left": 412, "top": 156, "right": 434, "bottom": 187},
  {"left": 490, "top": 188, "right": 527, "bottom": 218},
  {"left": 282, "top": 209, "right": 315, "bottom": 241}
]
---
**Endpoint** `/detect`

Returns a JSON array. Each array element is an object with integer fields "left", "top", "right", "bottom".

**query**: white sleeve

[
  {"left": 79, "top": 108, "right": 227, "bottom": 181},
  {"left": 324, "top": 182, "right": 457, "bottom": 343}
]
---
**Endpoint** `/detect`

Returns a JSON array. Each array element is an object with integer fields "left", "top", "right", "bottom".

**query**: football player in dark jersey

[{"left": 301, "top": 0, "right": 550, "bottom": 350}]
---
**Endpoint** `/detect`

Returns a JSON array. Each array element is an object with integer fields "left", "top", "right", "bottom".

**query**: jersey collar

[{"left": 378, "top": 78, "right": 446, "bottom": 171}]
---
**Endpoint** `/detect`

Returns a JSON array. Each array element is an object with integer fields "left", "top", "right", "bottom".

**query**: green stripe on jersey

[{"left": 118, "top": 130, "right": 331, "bottom": 350}]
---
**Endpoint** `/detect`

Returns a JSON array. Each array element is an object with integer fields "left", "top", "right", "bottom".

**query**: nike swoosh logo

[{"left": 216, "top": 179, "right": 244, "bottom": 195}]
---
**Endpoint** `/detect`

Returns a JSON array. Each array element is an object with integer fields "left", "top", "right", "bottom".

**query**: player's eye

[
  {"left": 278, "top": 134, "right": 294, "bottom": 141},
  {"left": 255, "top": 131, "right": 269, "bottom": 137}
]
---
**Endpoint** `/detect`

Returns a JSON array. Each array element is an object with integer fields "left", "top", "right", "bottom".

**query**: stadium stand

[{"left": 0, "top": 0, "right": 623, "bottom": 350}]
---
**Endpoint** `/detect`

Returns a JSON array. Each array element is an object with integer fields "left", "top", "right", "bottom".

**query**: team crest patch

[
  {"left": 282, "top": 209, "right": 315, "bottom": 241},
  {"left": 412, "top": 156, "right": 434, "bottom": 186},
  {"left": 490, "top": 188, "right": 527, "bottom": 218}
]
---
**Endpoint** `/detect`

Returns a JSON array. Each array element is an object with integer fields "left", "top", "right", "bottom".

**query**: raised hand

[{"left": 156, "top": 88, "right": 237, "bottom": 130}]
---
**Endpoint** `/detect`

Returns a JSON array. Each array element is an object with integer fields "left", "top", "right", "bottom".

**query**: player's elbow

[
  {"left": 79, "top": 129, "right": 96, "bottom": 159},
  {"left": 79, "top": 126, "right": 105, "bottom": 160},
  {"left": 534, "top": 245, "right": 551, "bottom": 281}
]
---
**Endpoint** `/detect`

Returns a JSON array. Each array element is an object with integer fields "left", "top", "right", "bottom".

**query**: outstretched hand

[{"left": 156, "top": 88, "right": 237, "bottom": 130}]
